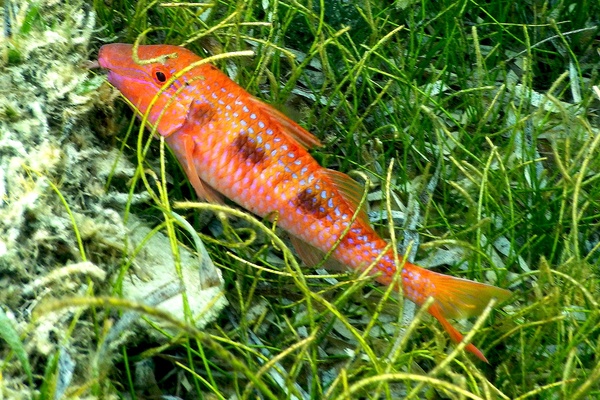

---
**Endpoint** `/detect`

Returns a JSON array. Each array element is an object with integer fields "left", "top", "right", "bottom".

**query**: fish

[{"left": 97, "top": 43, "right": 511, "bottom": 362}]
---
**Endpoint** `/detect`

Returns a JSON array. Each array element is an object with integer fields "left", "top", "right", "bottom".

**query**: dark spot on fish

[
  {"left": 232, "top": 133, "right": 265, "bottom": 164},
  {"left": 187, "top": 101, "right": 216, "bottom": 127},
  {"left": 295, "top": 188, "right": 327, "bottom": 219}
]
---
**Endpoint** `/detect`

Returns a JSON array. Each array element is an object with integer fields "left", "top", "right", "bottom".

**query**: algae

[{"left": 0, "top": 1, "right": 225, "bottom": 397}]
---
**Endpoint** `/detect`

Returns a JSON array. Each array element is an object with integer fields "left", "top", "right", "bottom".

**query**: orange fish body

[{"left": 98, "top": 43, "right": 511, "bottom": 362}]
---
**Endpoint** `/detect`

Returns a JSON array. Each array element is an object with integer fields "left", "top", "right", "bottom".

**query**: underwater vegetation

[{"left": 0, "top": 0, "right": 599, "bottom": 398}]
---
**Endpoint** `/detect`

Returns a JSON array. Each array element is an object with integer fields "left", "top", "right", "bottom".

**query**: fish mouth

[
  {"left": 97, "top": 45, "right": 113, "bottom": 70},
  {"left": 84, "top": 55, "right": 117, "bottom": 85},
  {"left": 83, "top": 60, "right": 100, "bottom": 69},
  {"left": 85, "top": 46, "right": 115, "bottom": 79},
  {"left": 88, "top": 56, "right": 117, "bottom": 86},
  {"left": 95, "top": 44, "right": 132, "bottom": 88}
]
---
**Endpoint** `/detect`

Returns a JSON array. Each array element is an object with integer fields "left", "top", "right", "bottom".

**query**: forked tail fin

[
  {"left": 428, "top": 303, "right": 489, "bottom": 362},
  {"left": 417, "top": 268, "right": 512, "bottom": 362}
]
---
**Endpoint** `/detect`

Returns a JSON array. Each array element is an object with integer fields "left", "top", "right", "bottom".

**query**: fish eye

[
  {"left": 155, "top": 71, "right": 166, "bottom": 82},
  {"left": 151, "top": 67, "right": 170, "bottom": 84}
]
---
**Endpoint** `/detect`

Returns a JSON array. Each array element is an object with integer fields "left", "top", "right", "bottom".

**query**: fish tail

[
  {"left": 403, "top": 264, "right": 511, "bottom": 362},
  {"left": 428, "top": 302, "right": 489, "bottom": 362}
]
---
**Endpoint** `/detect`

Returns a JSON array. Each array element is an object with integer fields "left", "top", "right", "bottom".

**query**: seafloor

[{"left": 0, "top": 2, "right": 225, "bottom": 397}]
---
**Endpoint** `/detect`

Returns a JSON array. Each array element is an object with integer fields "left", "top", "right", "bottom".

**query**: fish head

[{"left": 98, "top": 43, "right": 204, "bottom": 136}]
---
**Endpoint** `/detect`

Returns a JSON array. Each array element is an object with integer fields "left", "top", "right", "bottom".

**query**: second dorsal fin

[
  {"left": 323, "top": 168, "right": 370, "bottom": 225},
  {"left": 247, "top": 96, "right": 322, "bottom": 149}
]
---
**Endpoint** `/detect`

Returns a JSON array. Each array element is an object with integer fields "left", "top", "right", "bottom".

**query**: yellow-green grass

[
  {"left": 87, "top": 0, "right": 600, "bottom": 398},
  {"left": 2, "top": 0, "right": 598, "bottom": 398}
]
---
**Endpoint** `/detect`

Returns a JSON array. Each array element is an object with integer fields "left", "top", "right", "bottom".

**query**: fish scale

[
  {"left": 98, "top": 43, "right": 511, "bottom": 362},
  {"left": 171, "top": 100, "right": 371, "bottom": 259}
]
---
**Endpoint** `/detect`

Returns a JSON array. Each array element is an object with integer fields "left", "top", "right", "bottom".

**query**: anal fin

[{"left": 289, "top": 235, "right": 347, "bottom": 271}]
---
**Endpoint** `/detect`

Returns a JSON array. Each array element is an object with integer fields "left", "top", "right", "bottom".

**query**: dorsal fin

[
  {"left": 246, "top": 96, "right": 322, "bottom": 149},
  {"left": 323, "top": 169, "right": 370, "bottom": 225}
]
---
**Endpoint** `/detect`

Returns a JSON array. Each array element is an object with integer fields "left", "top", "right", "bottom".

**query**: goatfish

[{"left": 96, "top": 43, "right": 511, "bottom": 362}]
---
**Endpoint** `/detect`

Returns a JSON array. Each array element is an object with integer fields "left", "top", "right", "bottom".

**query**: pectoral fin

[
  {"left": 180, "top": 134, "right": 224, "bottom": 205},
  {"left": 167, "top": 99, "right": 224, "bottom": 204}
]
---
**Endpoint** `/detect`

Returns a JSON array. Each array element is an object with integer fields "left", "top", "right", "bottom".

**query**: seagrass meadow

[{"left": 0, "top": 0, "right": 599, "bottom": 398}]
